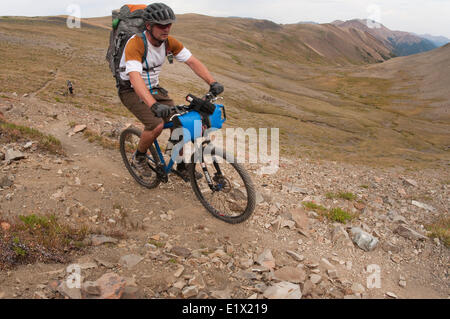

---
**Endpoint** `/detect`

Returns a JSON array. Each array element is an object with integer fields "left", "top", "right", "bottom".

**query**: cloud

[{"left": 1, "top": 0, "right": 449, "bottom": 38}]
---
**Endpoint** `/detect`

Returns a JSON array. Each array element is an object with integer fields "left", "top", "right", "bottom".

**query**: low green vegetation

[
  {"left": 302, "top": 201, "right": 357, "bottom": 224},
  {"left": 326, "top": 192, "right": 357, "bottom": 201},
  {"left": 425, "top": 217, "right": 450, "bottom": 247},
  {"left": 0, "top": 214, "right": 90, "bottom": 270},
  {"left": 327, "top": 208, "right": 356, "bottom": 224},
  {"left": 0, "top": 121, "right": 64, "bottom": 155}
]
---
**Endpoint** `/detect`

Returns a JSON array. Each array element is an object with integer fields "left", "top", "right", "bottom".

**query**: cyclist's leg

[{"left": 119, "top": 90, "right": 164, "bottom": 176}]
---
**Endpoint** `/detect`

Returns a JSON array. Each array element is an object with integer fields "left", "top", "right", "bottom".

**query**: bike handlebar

[{"left": 169, "top": 92, "right": 221, "bottom": 114}]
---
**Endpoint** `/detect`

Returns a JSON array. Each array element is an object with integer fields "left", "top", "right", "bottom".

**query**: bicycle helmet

[{"left": 144, "top": 3, "right": 176, "bottom": 25}]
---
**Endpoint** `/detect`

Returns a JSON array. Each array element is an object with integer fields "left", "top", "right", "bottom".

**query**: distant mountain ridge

[
  {"left": 331, "top": 19, "right": 437, "bottom": 56},
  {"left": 416, "top": 34, "right": 450, "bottom": 47}
]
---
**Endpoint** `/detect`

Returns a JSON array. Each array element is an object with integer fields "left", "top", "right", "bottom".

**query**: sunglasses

[{"left": 154, "top": 23, "right": 172, "bottom": 29}]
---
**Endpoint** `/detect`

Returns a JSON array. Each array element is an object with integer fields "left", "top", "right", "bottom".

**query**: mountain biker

[{"left": 118, "top": 3, "right": 224, "bottom": 180}]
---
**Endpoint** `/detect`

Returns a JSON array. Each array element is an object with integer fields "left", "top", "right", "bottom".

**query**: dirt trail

[{"left": 0, "top": 93, "right": 448, "bottom": 300}]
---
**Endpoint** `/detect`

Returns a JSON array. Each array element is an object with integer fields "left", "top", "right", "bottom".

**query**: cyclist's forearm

[
  {"left": 185, "top": 56, "right": 215, "bottom": 85},
  {"left": 129, "top": 72, "right": 157, "bottom": 107}
]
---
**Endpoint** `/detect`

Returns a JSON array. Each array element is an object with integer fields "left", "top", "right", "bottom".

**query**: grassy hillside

[{"left": 0, "top": 15, "right": 448, "bottom": 169}]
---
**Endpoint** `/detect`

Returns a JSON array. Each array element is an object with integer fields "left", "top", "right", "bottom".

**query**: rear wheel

[
  {"left": 119, "top": 127, "right": 161, "bottom": 189},
  {"left": 189, "top": 147, "right": 256, "bottom": 224}
]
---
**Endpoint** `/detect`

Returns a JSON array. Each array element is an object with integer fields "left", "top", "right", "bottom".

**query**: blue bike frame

[{"left": 148, "top": 121, "right": 178, "bottom": 175}]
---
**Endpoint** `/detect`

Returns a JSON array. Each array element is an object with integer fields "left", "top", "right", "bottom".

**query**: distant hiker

[
  {"left": 108, "top": 3, "right": 224, "bottom": 179},
  {"left": 67, "top": 80, "right": 73, "bottom": 95}
]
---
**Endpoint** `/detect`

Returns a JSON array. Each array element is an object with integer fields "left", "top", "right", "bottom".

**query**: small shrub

[
  {"left": 327, "top": 208, "right": 355, "bottom": 224},
  {"left": 425, "top": 217, "right": 450, "bottom": 247},
  {"left": 326, "top": 192, "right": 356, "bottom": 201}
]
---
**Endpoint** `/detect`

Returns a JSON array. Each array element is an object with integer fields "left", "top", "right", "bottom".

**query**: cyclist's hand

[
  {"left": 151, "top": 102, "right": 171, "bottom": 118},
  {"left": 209, "top": 82, "right": 224, "bottom": 96}
]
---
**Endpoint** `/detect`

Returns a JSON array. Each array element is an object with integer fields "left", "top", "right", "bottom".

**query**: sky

[{"left": 1, "top": 0, "right": 450, "bottom": 38}]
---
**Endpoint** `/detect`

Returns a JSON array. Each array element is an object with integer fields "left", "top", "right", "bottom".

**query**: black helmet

[{"left": 144, "top": 3, "right": 176, "bottom": 25}]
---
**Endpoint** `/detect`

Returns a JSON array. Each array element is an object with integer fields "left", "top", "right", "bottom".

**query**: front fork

[{"left": 198, "top": 141, "right": 224, "bottom": 192}]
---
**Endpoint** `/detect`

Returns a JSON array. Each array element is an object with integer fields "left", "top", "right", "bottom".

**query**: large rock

[
  {"left": 290, "top": 208, "right": 310, "bottom": 233},
  {"left": 263, "top": 282, "right": 302, "bottom": 299},
  {"left": 171, "top": 246, "right": 191, "bottom": 258},
  {"left": 350, "top": 227, "right": 379, "bottom": 251},
  {"left": 5, "top": 149, "right": 25, "bottom": 161},
  {"left": 57, "top": 281, "right": 82, "bottom": 299},
  {"left": 273, "top": 266, "right": 307, "bottom": 284},
  {"left": 394, "top": 225, "right": 428, "bottom": 241},
  {"left": 95, "top": 273, "right": 127, "bottom": 299}
]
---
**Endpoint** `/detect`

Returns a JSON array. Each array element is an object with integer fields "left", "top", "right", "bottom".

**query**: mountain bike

[{"left": 119, "top": 92, "right": 256, "bottom": 224}]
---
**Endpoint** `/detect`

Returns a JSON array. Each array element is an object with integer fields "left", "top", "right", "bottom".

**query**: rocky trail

[{"left": 0, "top": 93, "right": 448, "bottom": 299}]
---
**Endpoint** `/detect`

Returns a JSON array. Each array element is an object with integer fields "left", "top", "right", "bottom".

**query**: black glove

[
  {"left": 151, "top": 102, "right": 171, "bottom": 118},
  {"left": 209, "top": 82, "right": 224, "bottom": 96}
]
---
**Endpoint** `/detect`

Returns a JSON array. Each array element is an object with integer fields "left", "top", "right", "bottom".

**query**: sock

[
  {"left": 177, "top": 161, "right": 186, "bottom": 171},
  {"left": 136, "top": 150, "right": 147, "bottom": 158}
]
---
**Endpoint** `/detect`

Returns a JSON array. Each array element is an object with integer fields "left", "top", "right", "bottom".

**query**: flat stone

[
  {"left": 290, "top": 207, "right": 310, "bottom": 233},
  {"left": 286, "top": 250, "right": 304, "bottom": 262},
  {"left": 171, "top": 246, "right": 191, "bottom": 258},
  {"left": 394, "top": 225, "right": 428, "bottom": 241},
  {"left": 95, "top": 273, "right": 127, "bottom": 299},
  {"left": 82, "top": 281, "right": 101, "bottom": 296},
  {"left": 310, "top": 274, "right": 322, "bottom": 284},
  {"left": 174, "top": 265, "right": 185, "bottom": 278},
  {"left": 189, "top": 274, "right": 206, "bottom": 289},
  {"left": 273, "top": 266, "right": 307, "bottom": 284},
  {"left": 94, "top": 258, "right": 115, "bottom": 269},
  {"left": 327, "top": 269, "right": 338, "bottom": 279},
  {"left": 282, "top": 184, "right": 308, "bottom": 194},
  {"left": 210, "top": 289, "right": 231, "bottom": 299},
  {"left": 121, "top": 286, "right": 144, "bottom": 299},
  {"left": 5, "top": 149, "right": 25, "bottom": 161},
  {"left": 332, "top": 224, "right": 353, "bottom": 248},
  {"left": 402, "top": 178, "right": 418, "bottom": 187},
  {"left": 91, "top": 235, "right": 118, "bottom": 246},
  {"left": 381, "top": 241, "right": 401, "bottom": 254},
  {"left": 73, "top": 125, "right": 87, "bottom": 133},
  {"left": 386, "top": 292, "right": 398, "bottom": 299},
  {"left": 411, "top": 200, "right": 435, "bottom": 212},
  {"left": 173, "top": 280, "right": 186, "bottom": 290},
  {"left": 320, "top": 258, "right": 336, "bottom": 271},
  {"left": 182, "top": 286, "right": 198, "bottom": 299},
  {"left": 263, "top": 282, "right": 302, "bottom": 299},
  {"left": 256, "top": 249, "right": 276, "bottom": 270},
  {"left": 57, "top": 281, "right": 82, "bottom": 299},
  {"left": 119, "top": 254, "right": 144, "bottom": 269}
]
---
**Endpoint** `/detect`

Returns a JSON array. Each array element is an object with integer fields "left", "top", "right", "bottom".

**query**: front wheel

[{"left": 189, "top": 146, "right": 256, "bottom": 224}]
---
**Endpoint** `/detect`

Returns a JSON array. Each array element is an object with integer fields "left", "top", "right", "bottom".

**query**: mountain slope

[{"left": 332, "top": 19, "right": 437, "bottom": 56}]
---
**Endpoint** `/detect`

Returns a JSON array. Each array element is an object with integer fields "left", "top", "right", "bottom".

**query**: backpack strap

[
  {"left": 137, "top": 32, "right": 148, "bottom": 64},
  {"left": 165, "top": 39, "right": 174, "bottom": 64},
  {"left": 139, "top": 32, "right": 156, "bottom": 95}
]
